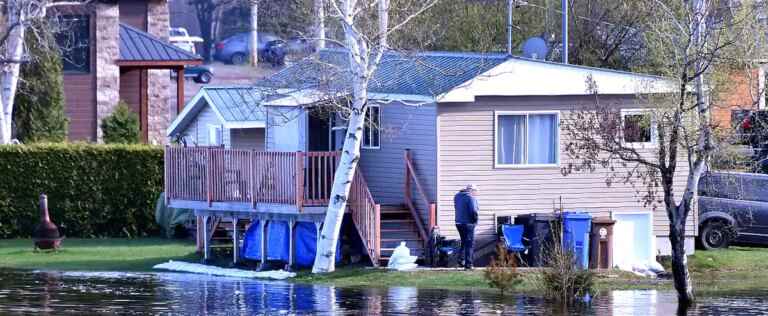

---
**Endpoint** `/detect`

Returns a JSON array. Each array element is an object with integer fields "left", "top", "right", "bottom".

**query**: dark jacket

[{"left": 454, "top": 190, "right": 479, "bottom": 224}]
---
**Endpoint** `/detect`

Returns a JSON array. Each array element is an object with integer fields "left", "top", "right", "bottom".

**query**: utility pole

[
  {"left": 250, "top": 0, "right": 258, "bottom": 67},
  {"left": 561, "top": 0, "right": 568, "bottom": 64}
]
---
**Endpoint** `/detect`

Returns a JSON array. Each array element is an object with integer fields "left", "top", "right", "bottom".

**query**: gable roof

[
  {"left": 118, "top": 23, "right": 201, "bottom": 65},
  {"left": 167, "top": 86, "right": 268, "bottom": 136},
  {"left": 260, "top": 50, "right": 508, "bottom": 98}
]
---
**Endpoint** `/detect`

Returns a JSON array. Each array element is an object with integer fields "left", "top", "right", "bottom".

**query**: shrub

[
  {"left": 102, "top": 102, "right": 140, "bottom": 144},
  {"left": 14, "top": 24, "right": 68, "bottom": 143},
  {"left": 0, "top": 144, "right": 163, "bottom": 238},
  {"left": 538, "top": 219, "right": 595, "bottom": 303},
  {"left": 484, "top": 243, "right": 522, "bottom": 295}
]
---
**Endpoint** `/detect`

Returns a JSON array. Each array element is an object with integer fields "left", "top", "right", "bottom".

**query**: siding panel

[
  {"left": 360, "top": 101, "right": 437, "bottom": 219},
  {"left": 437, "top": 95, "right": 694, "bottom": 244}
]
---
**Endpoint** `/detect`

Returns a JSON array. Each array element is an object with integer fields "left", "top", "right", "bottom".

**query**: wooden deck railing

[
  {"left": 404, "top": 149, "right": 436, "bottom": 247},
  {"left": 165, "top": 146, "right": 340, "bottom": 208}
]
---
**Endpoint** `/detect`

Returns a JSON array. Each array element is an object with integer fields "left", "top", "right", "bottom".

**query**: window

[
  {"left": 363, "top": 105, "right": 380, "bottom": 149},
  {"left": 495, "top": 112, "right": 559, "bottom": 167},
  {"left": 208, "top": 125, "right": 223, "bottom": 146},
  {"left": 328, "top": 106, "right": 381, "bottom": 150},
  {"left": 621, "top": 110, "right": 655, "bottom": 146},
  {"left": 56, "top": 15, "right": 91, "bottom": 73}
]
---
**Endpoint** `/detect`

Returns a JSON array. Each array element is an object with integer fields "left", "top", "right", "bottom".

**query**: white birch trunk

[
  {"left": 315, "top": 0, "right": 325, "bottom": 49},
  {"left": 250, "top": 1, "right": 258, "bottom": 67},
  {"left": 0, "top": 1, "right": 26, "bottom": 144}
]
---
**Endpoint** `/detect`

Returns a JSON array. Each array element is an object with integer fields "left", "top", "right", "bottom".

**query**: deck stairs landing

[{"left": 379, "top": 205, "right": 426, "bottom": 263}]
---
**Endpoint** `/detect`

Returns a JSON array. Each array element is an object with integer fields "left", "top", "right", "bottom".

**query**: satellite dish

[{"left": 521, "top": 37, "right": 549, "bottom": 60}]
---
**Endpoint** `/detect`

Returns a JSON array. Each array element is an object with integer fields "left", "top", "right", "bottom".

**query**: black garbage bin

[{"left": 514, "top": 213, "right": 557, "bottom": 267}]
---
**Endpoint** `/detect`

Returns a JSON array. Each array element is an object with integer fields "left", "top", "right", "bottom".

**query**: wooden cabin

[{"left": 166, "top": 50, "right": 696, "bottom": 268}]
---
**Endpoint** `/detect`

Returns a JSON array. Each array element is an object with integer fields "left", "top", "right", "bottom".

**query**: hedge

[{"left": 0, "top": 144, "right": 163, "bottom": 238}]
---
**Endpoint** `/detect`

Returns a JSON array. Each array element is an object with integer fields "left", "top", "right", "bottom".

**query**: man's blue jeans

[{"left": 455, "top": 224, "right": 475, "bottom": 267}]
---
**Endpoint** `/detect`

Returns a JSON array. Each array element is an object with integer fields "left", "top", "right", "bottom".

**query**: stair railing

[
  {"left": 348, "top": 166, "right": 381, "bottom": 266},
  {"left": 404, "top": 149, "right": 435, "bottom": 247}
]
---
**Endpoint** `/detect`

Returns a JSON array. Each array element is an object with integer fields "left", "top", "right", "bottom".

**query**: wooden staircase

[{"left": 379, "top": 205, "right": 427, "bottom": 261}]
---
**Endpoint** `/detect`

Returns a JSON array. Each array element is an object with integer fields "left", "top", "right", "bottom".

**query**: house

[
  {"left": 165, "top": 50, "right": 695, "bottom": 266},
  {"left": 711, "top": 68, "right": 766, "bottom": 129},
  {"left": 52, "top": 0, "right": 201, "bottom": 143}
]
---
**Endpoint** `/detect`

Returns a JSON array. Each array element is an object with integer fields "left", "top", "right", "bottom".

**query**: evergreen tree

[
  {"left": 101, "top": 101, "right": 140, "bottom": 144},
  {"left": 14, "top": 28, "right": 68, "bottom": 143}
]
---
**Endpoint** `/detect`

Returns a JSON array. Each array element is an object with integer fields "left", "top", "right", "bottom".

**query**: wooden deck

[{"left": 164, "top": 146, "right": 382, "bottom": 265}]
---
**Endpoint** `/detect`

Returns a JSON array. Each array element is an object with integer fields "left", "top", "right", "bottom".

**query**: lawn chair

[{"left": 501, "top": 224, "right": 528, "bottom": 266}]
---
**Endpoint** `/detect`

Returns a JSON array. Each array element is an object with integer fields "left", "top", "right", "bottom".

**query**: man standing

[{"left": 454, "top": 184, "right": 479, "bottom": 270}]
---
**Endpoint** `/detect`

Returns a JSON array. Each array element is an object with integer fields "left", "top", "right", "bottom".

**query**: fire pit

[{"left": 33, "top": 194, "right": 63, "bottom": 251}]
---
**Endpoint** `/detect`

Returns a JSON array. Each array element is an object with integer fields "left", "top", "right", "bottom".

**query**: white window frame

[
  {"left": 362, "top": 105, "right": 381, "bottom": 150},
  {"left": 208, "top": 124, "right": 223, "bottom": 146},
  {"left": 620, "top": 109, "right": 657, "bottom": 148},
  {"left": 494, "top": 110, "right": 560, "bottom": 169}
]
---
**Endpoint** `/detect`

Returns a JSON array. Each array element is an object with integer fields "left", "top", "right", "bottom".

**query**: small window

[
  {"left": 495, "top": 112, "right": 559, "bottom": 167},
  {"left": 56, "top": 15, "right": 91, "bottom": 73},
  {"left": 208, "top": 125, "right": 223, "bottom": 146},
  {"left": 363, "top": 105, "right": 380, "bottom": 149},
  {"left": 621, "top": 110, "right": 655, "bottom": 146}
]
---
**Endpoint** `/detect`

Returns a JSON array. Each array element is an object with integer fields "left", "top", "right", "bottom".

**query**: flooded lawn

[{"left": 0, "top": 269, "right": 767, "bottom": 315}]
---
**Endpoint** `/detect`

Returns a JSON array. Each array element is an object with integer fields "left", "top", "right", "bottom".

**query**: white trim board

[{"left": 437, "top": 58, "right": 677, "bottom": 103}]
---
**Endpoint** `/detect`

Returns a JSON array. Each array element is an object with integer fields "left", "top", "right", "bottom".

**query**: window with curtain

[{"left": 496, "top": 112, "right": 558, "bottom": 166}]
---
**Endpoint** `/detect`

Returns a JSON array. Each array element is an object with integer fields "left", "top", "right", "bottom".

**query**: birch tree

[
  {"left": 311, "top": 0, "right": 439, "bottom": 273},
  {"left": 0, "top": 0, "right": 94, "bottom": 144},
  {"left": 561, "top": 0, "right": 765, "bottom": 308}
]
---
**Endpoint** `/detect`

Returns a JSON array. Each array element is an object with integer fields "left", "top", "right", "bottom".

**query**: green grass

[
  {"left": 688, "top": 246, "right": 768, "bottom": 294},
  {"left": 0, "top": 238, "right": 198, "bottom": 272}
]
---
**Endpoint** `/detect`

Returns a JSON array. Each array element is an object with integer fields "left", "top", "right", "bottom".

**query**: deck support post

[
  {"left": 287, "top": 219, "right": 295, "bottom": 271},
  {"left": 202, "top": 215, "right": 210, "bottom": 262},
  {"left": 232, "top": 216, "right": 239, "bottom": 265},
  {"left": 259, "top": 220, "right": 267, "bottom": 270}
]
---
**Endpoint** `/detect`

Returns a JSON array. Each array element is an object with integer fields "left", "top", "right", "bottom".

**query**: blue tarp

[
  {"left": 267, "top": 221, "right": 290, "bottom": 261},
  {"left": 294, "top": 222, "right": 341, "bottom": 268},
  {"left": 242, "top": 220, "right": 263, "bottom": 261}
]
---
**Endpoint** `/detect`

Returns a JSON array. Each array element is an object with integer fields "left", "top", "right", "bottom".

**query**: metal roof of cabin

[
  {"left": 203, "top": 86, "right": 268, "bottom": 122},
  {"left": 166, "top": 86, "right": 269, "bottom": 136},
  {"left": 260, "top": 50, "right": 509, "bottom": 97},
  {"left": 119, "top": 23, "right": 200, "bottom": 63}
]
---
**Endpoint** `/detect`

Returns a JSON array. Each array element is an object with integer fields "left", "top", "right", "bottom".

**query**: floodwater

[{"left": 0, "top": 270, "right": 767, "bottom": 315}]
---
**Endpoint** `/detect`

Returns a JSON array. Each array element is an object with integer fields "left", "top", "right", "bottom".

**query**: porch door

[{"left": 119, "top": 68, "right": 148, "bottom": 143}]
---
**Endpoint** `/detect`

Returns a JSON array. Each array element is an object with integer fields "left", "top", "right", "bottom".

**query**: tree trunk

[
  {"left": 668, "top": 212, "right": 694, "bottom": 309},
  {"left": 0, "top": 2, "right": 26, "bottom": 144},
  {"left": 312, "top": 106, "right": 367, "bottom": 273},
  {"left": 250, "top": 0, "right": 258, "bottom": 66},
  {"left": 315, "top": 0, "right": 325, "bottom": 49}
]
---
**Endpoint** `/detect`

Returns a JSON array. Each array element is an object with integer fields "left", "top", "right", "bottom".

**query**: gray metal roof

[
  {"left": 203, "top": 86, "right": 268, "bottom": 122},
  {"left": 119, "top": 23, "right": 200, "bottom": 62},
  {"left": 260, "top": 50, "right": 509, "bottom": 97}
]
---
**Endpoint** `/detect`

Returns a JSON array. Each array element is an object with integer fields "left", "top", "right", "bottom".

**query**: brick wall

[
  {"left": 712, "top": 69, "right": 761, "bottom": 129},
  {"left": 147, "top": 0, "right": 172, "bottom": 145},
  {"left": 95, "top": 2, "right": 120, "bottom": 142}
]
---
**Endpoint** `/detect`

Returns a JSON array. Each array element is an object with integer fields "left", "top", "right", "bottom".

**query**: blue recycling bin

[{"left": 562, "top": 212, "right": 592, "bottom": 269}]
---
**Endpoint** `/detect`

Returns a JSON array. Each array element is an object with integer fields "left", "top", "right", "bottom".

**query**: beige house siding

[{"left": 436, "top": 95, "right": 695, "bottom": 245}]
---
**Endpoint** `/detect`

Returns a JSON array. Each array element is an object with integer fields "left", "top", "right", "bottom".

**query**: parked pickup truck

[{"left": 698, "top": 172, "right": 768, "bottom": 249}]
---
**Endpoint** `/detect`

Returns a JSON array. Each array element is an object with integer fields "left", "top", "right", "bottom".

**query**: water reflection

[{"left": 1, "top": 270, "right": 768, "bottom": 315}]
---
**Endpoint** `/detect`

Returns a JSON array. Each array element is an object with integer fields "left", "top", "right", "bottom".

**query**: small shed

[{"left": 167, "top": 86, "right": 268, "bottom": 149}]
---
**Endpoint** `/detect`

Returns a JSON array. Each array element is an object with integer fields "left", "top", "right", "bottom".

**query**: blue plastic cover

[
  {"left": 562, "top": 212, "right": 592, "bottom": 269},
  {"left": 267, "top": 221, "right": 290, "bottom": 261},
  {"left": 242, "top": 220, "right": 263, "bottom": 261},
  {"left": 502, "top": 224, "right": 526, "bottom": 252},
  {"left": 294, "top": 222, "right": 341, "bottom": 268}
]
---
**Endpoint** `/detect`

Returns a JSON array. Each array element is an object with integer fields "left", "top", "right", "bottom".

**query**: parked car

[
  {"left": 172, "top": 65, "right": 214, "bottom": 84},
  {"left": 698, "top": 172, "right": 768, "bottom": 249},
  {"left": 169, "top": 27, "right": 204, "bottom": 55},
  {"left": 212, "top": 32, "right": 282, "bottom": 65}
]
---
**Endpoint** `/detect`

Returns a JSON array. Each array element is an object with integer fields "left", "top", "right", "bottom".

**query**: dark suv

[{"left": 698, "top": 172, "right": 768, "bottom": 249}]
